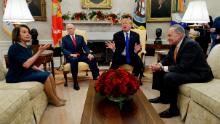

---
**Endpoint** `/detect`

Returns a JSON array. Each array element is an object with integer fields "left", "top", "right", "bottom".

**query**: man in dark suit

[
  {"left": 61, "top": 23, "right": 99, "bottom": 90},
  {"left": 149, "top": 24, "right": 213, "bottom": 118},
  {"left": 106, "top": 18, "right": 144, "bottom": 79}
]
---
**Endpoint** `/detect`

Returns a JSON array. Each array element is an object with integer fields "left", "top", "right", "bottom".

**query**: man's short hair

[
  {"left": 170, "top": 24, "right": 185, "bottom": 35},
  {"left": 66, "top": 23, "right": 75, "bottom": 28}
]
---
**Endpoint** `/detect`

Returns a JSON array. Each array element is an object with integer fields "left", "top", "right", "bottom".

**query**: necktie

[
  {"left": 126, "top": 32, "right": 131, "bottom": 64},
  {"left": 71, "top": 35, "right": 76, "bottom": 48},
  {"left": 173, "top": 46, "right": 178, "bottom": 63}
]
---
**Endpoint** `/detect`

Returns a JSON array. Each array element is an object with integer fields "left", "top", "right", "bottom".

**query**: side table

[{"left": 34, "top": 50, "right": 55, "bottom": 77}]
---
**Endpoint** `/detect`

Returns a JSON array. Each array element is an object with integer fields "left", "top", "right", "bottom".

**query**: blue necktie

[{"left": 126, "top": 32, "right": 131, "bottom": 64}]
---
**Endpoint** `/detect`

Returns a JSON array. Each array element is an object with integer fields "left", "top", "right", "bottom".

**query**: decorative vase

[{"left": 107, "top": 96, "right": 128, "bottom": 109}]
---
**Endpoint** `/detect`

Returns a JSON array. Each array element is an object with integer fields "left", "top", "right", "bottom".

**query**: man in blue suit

[
  {"left": 106, "top": 18, "right": 144, "bottom": 80},
  {"left": 61, "top": 23, "right": 99, "bottom": 90}
]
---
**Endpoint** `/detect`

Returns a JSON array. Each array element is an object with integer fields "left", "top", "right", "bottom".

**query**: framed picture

[
  {"left": 147, "top": 0, "right": 173, "bottom": 22},
  {"left": 26, "top": 0, "right": 47, "bottom": 21},
  {"left": 81, "top": 0, "right": 112, "bottom": 9}
]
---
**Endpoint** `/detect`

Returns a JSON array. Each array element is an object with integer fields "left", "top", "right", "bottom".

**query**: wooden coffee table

[{"left": 81, "top": 81, "right": 164, "bottom": 124}]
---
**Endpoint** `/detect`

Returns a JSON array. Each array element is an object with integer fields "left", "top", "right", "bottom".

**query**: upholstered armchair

[
  {"left": 62, "top": 29, "right": 89, "bottom": 87},
  {"left": 131, "top": 29, "right": 147, "bottom": 63}
]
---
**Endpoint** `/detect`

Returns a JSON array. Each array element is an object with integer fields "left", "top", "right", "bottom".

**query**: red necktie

[{"left": 71, "top": 35, "right": 76, "bottom": 48}]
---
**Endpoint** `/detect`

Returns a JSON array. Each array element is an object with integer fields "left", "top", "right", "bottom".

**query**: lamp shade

[
  {"left": 3, "top": 0, "right": 34, "bottom": 23},
  {"left": 181, "top": 0, "right": 209, "bottom": 23}
]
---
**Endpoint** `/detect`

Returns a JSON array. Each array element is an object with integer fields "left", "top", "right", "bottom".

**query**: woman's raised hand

[{"left": 38, "top": 44, "right": 51, "bottom": 52}]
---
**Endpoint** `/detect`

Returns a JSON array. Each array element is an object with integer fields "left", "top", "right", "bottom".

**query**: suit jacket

[
  {"left": 61, "top": 35, "right": 90, "bottom": 59},
  {"left": 161, "top": 37, "right": 213, "bottom": 81},
  {"left": 113, "top": 30, "right": 140, "bottom": 59}
]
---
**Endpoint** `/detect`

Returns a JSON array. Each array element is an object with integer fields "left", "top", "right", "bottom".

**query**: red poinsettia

[
  {"left": 95, "top": 68, "right": 140, "bottom": 98},
  {"left": 72, "top": 12, "right": 87, "bottom": 21},
  {"left": 107, "top": 13, "right": 119, "bottom": 24}
]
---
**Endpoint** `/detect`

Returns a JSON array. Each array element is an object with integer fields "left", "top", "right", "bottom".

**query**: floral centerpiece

[{"left": 95, "top": 68, "right": 140, "bottom": 109}]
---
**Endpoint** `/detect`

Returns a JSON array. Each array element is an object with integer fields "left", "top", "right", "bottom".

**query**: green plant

[
  {"left": 62, "top": 11, "right": 71, "bottom": 20},
  {"left": 121, "top": 13, "right": 132, "bottom": 19}
]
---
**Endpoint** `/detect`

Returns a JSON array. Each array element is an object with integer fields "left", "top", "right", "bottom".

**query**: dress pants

[
  {"left": 152, "top": 71, "right": 206, "bottom": 105},
  {"left": 110, "top": 54, "right": 144, "bottom": 77},
  {"left": 67, "top": 55, "right": 99, "bottom": 80}
]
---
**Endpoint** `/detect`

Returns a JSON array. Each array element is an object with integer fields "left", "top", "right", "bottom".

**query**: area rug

[{"left": 54, "top": 67, "right": 152, "bottom": 85}]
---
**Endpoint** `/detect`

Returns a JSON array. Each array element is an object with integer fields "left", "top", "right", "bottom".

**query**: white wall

[
  {"left": 0, "top": 0, "right": 135, "bottom": 42},
  {"left": 61, "top": 0, "right": 135, "bottom": 14},
  {"left": 0, "top": 0, "right": 220, "bottom": 43},
  {"left": 1, "top": 0, "right": 220, "bottom": 65}
]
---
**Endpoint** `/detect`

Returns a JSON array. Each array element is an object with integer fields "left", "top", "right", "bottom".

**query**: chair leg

[
  {"left": 139, "top": 70, "right": 143, "bottom": 86},
  {"left": 63, "top": 72, "right": 68, "bottom": 87},
  {"left": 86, "top": 70, "right": 88, "bottom": 76}
]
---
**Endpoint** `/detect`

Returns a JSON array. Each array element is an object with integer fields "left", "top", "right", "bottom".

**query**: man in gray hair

[{"left": 148, "top": 24, "right": 213, "bottom": 118}]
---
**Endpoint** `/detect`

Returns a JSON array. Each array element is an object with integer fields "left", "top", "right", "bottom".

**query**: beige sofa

[
  {"left": 0, "top": 61, "right": 48, "bottom": 124},
  {"left": 178, "top": 44, "right": 220, "bottom": 124}
]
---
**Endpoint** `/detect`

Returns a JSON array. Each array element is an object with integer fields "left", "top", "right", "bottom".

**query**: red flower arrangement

[
  {"left": 72, "top": 12, "right": 87, "bottom": 21},
  {"left": 107, "top": 13, "right": 119, "bottom": 24},
  {"left": 95, "top": 68, "right": 140, "bottom": 99},
  {"left": 88, "top": 10, "right": 106, "bottom": 21}
]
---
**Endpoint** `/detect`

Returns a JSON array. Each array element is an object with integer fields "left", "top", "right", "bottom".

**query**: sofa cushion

[
  {"left": 63, "top": 62, "right": 89, "bottom": 72},
  {"left": 0, "top": 79, "right": 6, "bottom": 86},
  {"left": 207, "top": 44, "right": 220, "bottom": 79},
  {"left": 0, "top": 81, "right": 44, "bottom": 100},
  {"left": 190, "top": 79, "right": 220, "bottom": 119},
  {"left": 0, "top": 90, "right": 30, "bottom": 124},
  {"left": 0, "top": 60, "right": 7, "bottom": 81},
  {"left": 179, "top": 82, "right": 208, "bottom": 97}
]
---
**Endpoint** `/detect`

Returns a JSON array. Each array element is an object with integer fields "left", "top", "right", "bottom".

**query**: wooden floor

[{"left": 40, "top": 70, "right": 184, "bottom": 124}]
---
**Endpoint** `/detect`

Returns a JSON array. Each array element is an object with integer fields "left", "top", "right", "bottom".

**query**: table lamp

[
  {"left": 182, "top": 0, "right": 209, "bottom": 24},
  {"left": 181, "top": 0, "right": 210, "bottom": 39},
  {"left": 3, "top": 0, "right": 34, "bottom": 24}
]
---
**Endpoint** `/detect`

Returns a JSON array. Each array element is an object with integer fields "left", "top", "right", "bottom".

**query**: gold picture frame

[
  {"left": 27, "top": 0, "right": 47, "bottom": 21},
  {"left": 81, "top": 0, "right": 112, "bottom": 9},
  {"left": 147, "top": 0, "right": 173, "bottom": 22}
]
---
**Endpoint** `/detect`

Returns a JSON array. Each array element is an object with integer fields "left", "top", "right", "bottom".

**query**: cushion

[
  {"left": 63, "top": 62, "right": 89, "bottom": 72},
  {"left": 0, "top": 80, "right": 6, "bottom": 87},
  {"left": 190, "top": 79, "right": 220, "bottom": 118},
  {"left": 207, "top": 44, "right": 220, "bottom": 79},
  {"left": 0, "top": 60, "right": 7, "bottom": 81},
  {"left": 179, "top": 82, "right": 208, "bottom": 97},
  {"left": 0, "top": 90, "right": 30, "bottom": 124},
  {"left": 0, "top": 81, "right": 44, "bottom": 100}
]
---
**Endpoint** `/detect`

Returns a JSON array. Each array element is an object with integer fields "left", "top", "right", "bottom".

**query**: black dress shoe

[
  {"left": 93, "top": 75, "right": 99, "bottom": 80},
  {"left": 148, "top": 97, "right": 169, "bottom": 104},
  {"left": 73, "top": 83, "right": 80, "bottom": 90},
  {"left": 159, "top": 108, "right": 180, "bottom": 118}
]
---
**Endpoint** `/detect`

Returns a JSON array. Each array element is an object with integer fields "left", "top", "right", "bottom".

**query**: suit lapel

[
  {"left": 120, "top": 31, "right": 126, "bottom": 48},
  {"left": 75, "top": 35, "right": 79, "bottom": 48},
  {"left": 67, "top": 35, "right": 76, "bottom": 48},
  {"left": 129, "top": 31, "right": 133, "bottom": 43}
]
